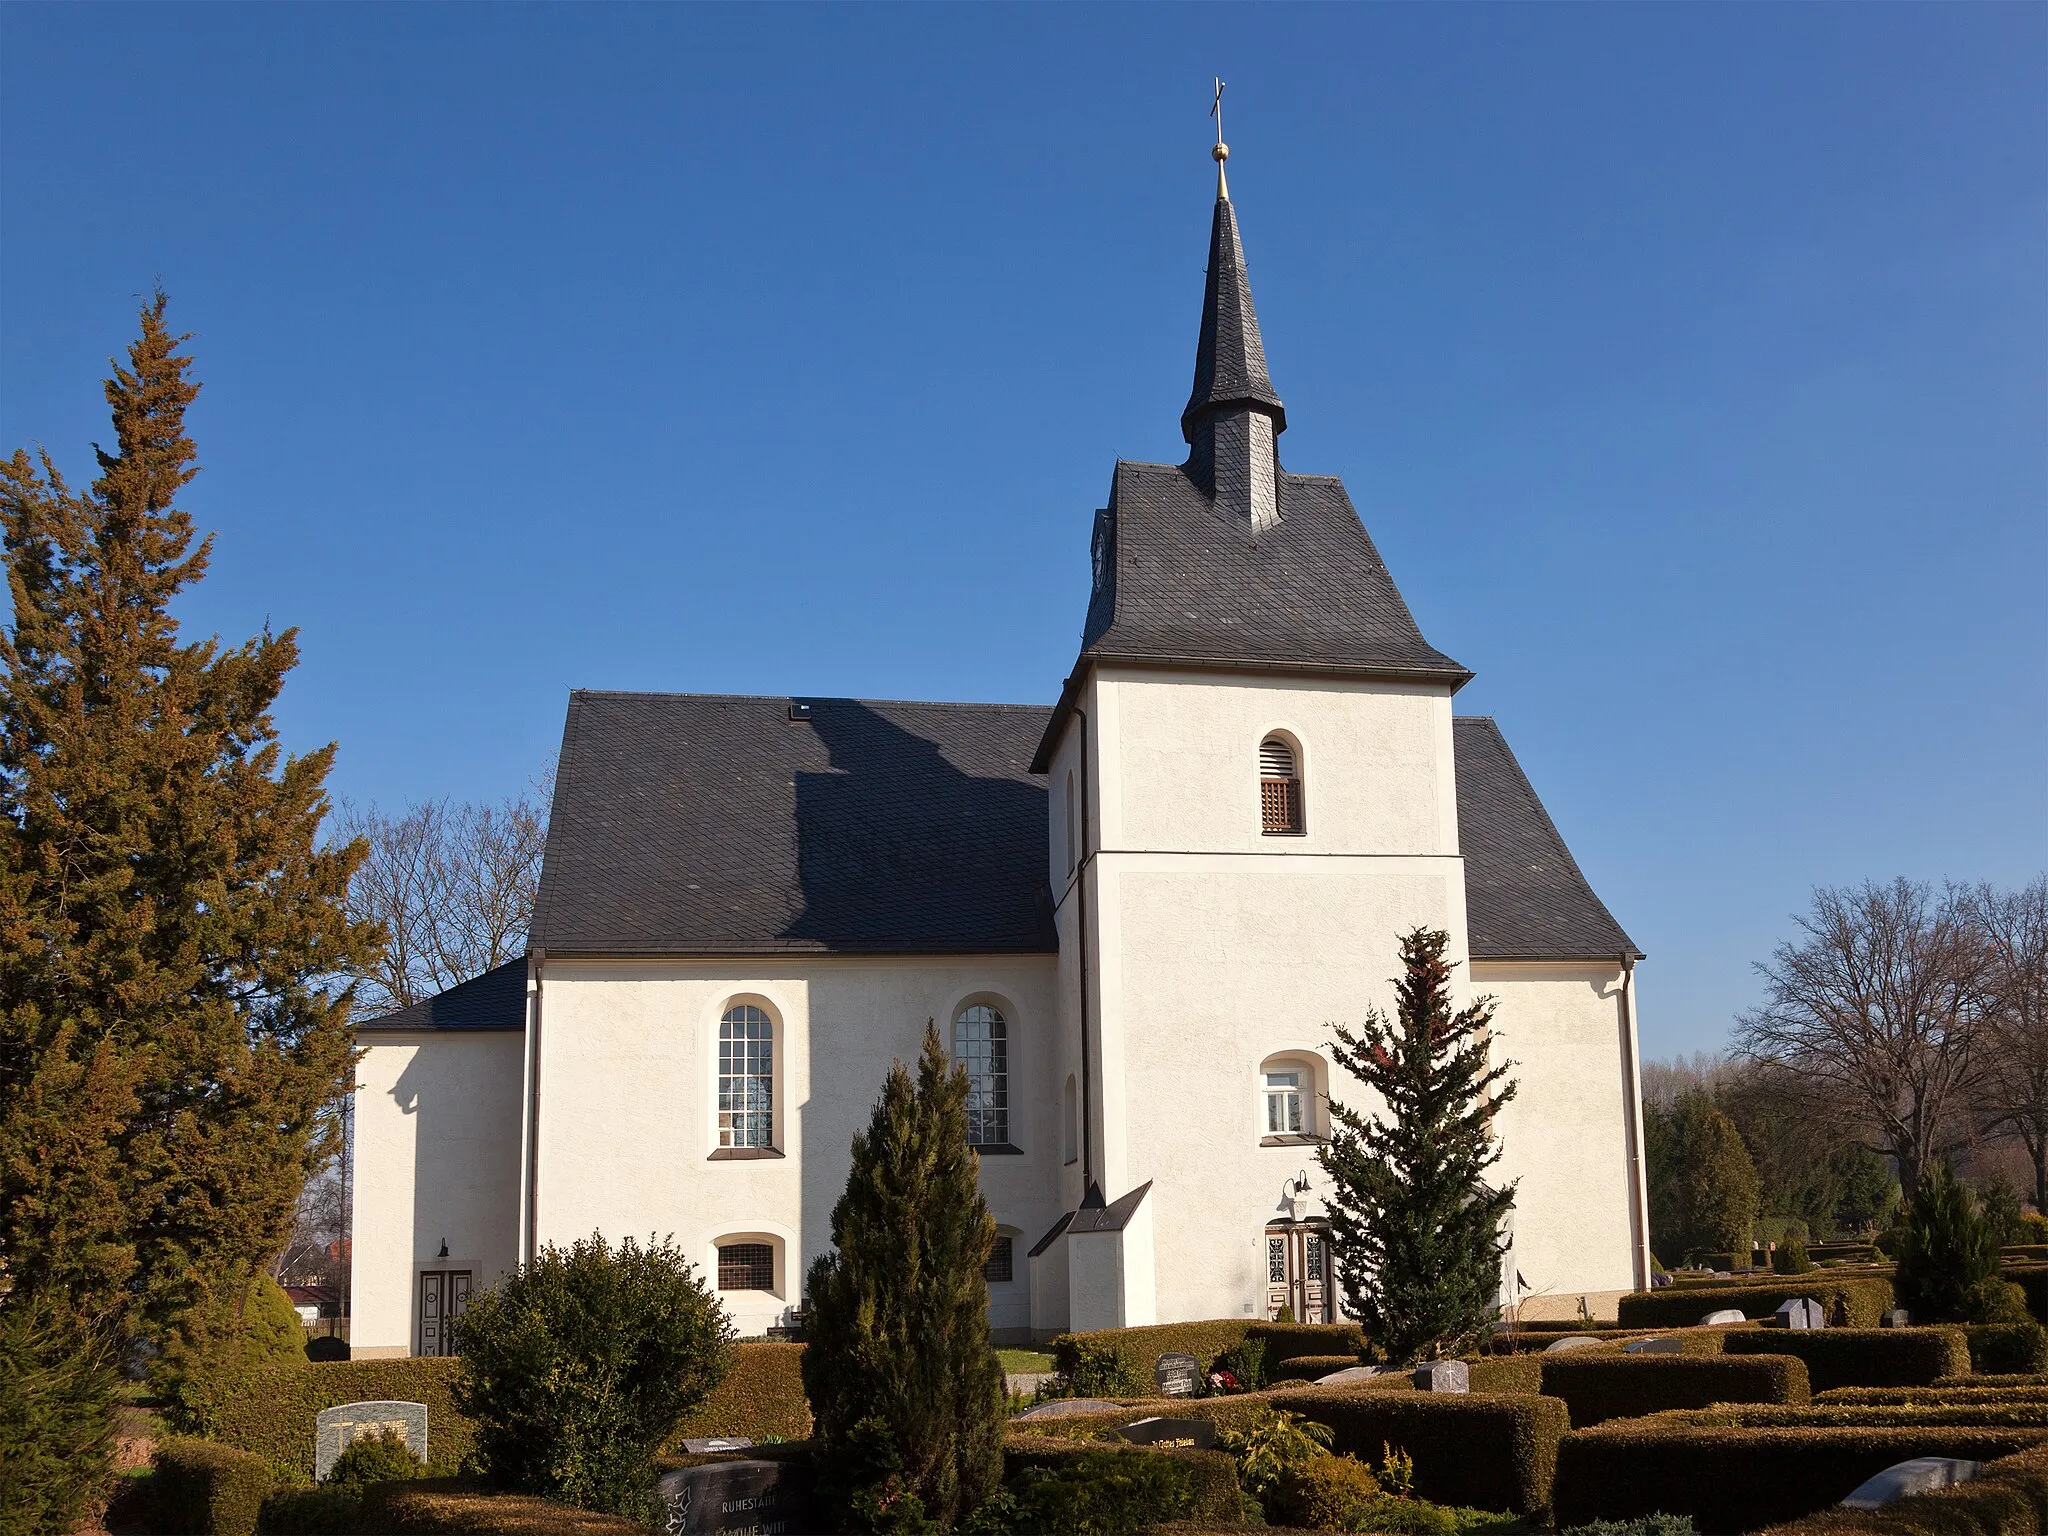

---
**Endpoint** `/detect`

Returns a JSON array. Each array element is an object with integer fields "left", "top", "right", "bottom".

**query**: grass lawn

[{"left": 997, "top": 1348, "right": 1056, "bottom": 1374}]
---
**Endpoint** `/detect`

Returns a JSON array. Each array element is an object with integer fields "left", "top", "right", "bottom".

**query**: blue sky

[{"left": 3, "top": 4, "right": 2042, "bottom": 1059}]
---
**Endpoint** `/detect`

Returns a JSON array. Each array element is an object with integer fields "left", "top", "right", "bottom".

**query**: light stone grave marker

[
  {"left": 1542, "top": 1336, "right": 1604, "bottom": 1353},
  {"left": 1413, "top": 1359, "right": 1468, "bottom": 1393},
  {"left": 1700, "top": 1309, "right": 1747, "bottom": 1326},
  {"left": 1775, "top": 1298, "right": 1826, "bottom": 1330},
  {"left": 1315, "top": 1366, "right": 1382, "bottom": 1385},
  {"left": 1841, "top": 1457, "right": 1980, "bottom": 1510},
  {"left": 314, "top": 1401, "right": 427, "bottom": 1483}
]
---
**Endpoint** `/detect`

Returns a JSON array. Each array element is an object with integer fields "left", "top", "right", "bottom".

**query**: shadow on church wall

[{"left": 780, "top": 699, "right": 1054, "bottom": 952}]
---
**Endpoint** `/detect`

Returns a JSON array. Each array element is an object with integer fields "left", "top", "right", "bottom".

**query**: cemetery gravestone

[
  {"left": 1624, "top": 1336, "right": 1684, "bottom": 1355},
  {"left": 659, "top": 1459, "right": 818, "bottom": 1536},
  {"left": 680, "top": 1438, "right": 754, "bottom": 1454},
  {"left": 1113, "top": 1416, "right": 1218, "bottom": 1451},
  {"left": 1413, "top": 1359, "right": 1469, "bottom": 1393},
  {"left": 1542, "top": 1336, "right": 1604, "bottom": 1353},
  {"left": 1154, "top": 1352, "right": 1200, "bottom": 1398},
  {"left": 1882, "top": 1309, "right": 1912, "bottom": 1328},
  {"left": 1841, "top": 1458, "right": 1981, "bottom": 1510},
  {"left": 1775, "top": 1298, "right": 1826, "bottom": 1330},
  {"left": 1015, "top": 1398, "right": 1122, "bottom": 1420},
  {"left": 1700, "top": 1309, "right": 1748, "bottom": 1326},
  {"left": 314, "top": 1401, "right": 427, "bottom": 1483},
  {"left": 1315, "top": 1365, "right": 1382, "bottom": 1385}
]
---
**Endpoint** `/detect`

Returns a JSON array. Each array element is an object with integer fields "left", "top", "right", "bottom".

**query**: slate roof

[
  {"left": 520, "top": 690, "right": 1630, "bottom": 965},
  {"left": 356, "top": 955, "right": 528, "bottom": 1032},
  {"left": 1455, "top": 717, "right": 1640, "bottom": 962},
  {"left": 528, "top": 692, "right": 1058, "bottom": 956},
  {"left": 1073, "top": 461, "right": 1473, "bottom": 684},
  {"left": 1184, "top": 193, "right": 1285, "bottom": 440}
]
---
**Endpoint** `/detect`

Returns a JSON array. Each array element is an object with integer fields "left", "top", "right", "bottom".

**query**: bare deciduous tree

[
  {"left": 1735, "top": 877, "right": 1989, "bottom": 1196},
  {"left": 339, "top": 769, "right": 552, "bottom": 1015},
  {"left": 1973, "top": 876, "right": 2048, "bottom": 1211}
]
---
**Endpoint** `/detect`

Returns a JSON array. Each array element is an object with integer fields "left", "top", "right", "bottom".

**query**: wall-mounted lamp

[
  {"left": 1291, "top": 1171, "right": 1311, "bottom": 1197},
  {"left": 437, "top": 1240, "right": 449, "bottom": 1260}
]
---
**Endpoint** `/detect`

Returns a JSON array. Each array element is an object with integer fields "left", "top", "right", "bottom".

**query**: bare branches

[
  {"left": 1971, "top": 877, "right": 2048, "bottom": 1209},
  {"left": 338, "top": 767, "right": 551, "bottom": 1016},
  {"left": 1734, "top": 877, "right": 1991, "bottom": 1195}
]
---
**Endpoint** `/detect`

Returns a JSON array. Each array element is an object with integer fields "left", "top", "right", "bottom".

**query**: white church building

[{"left": 350, "top": 155, "right": 1651, "bottom": 1357}]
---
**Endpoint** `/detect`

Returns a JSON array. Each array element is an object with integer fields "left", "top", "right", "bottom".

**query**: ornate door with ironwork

[
  {"left": 418, "top": 1269, "right": 472, "bottom": 1357},
  {"left": 1265, "top": 1222, "right": 1332, "bottom": 1323}
]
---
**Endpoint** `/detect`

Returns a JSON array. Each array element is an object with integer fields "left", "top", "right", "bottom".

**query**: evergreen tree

[
  {"left": 1894, "top": 1161, "right": 2003, "bottom": 1323},
  {"left": 1317, "top": 928, "right": 1517, "bottom": 1365},
  {"left": 1647, "top": 1089, "right": 1761, "bottom": 1262},
  {"left": 0, "top": 295, "right": 380, "bottom": 1361},
  {"left": 802, "top": 1023, "right": 1005, "bottom": 1532}
]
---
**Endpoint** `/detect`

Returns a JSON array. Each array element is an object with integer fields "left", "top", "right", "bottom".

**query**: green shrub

[
  {"left": 1969, "top": 1322, "right": 2048, "bottom": 1375},
  {"left": 153, "top": 1436, "right": 273, "bottom": 1536},
  {"left": 1772, "top": 1232, "right": 1814, "bottom": 1275},
  {"left": 454, "top": 1233, "right": 733, "bottom": 1522},
  {"left": 326, "top": 1426, "right": 425, "bottom": 1491},
  {"left": 1354, "top": 1495, "right": 1460, "bottom": 1535},
  {"left": 1270, "top": 1453, "right": 1380, "bottom": 1528},
  {"left": 1615, "top": 1277, "right": 1896, "bottom": 1330},
  {"left": 1970, "top": 1277, "right": 2036, "bottom": 1325},
  {"left": 0, "top": 1288, "right": 118, "bottom": 1536},
  {"left": 1552, "top": 1422, "right": 2048, "bottom": 1530},
  {"left": 205, "top": 1358, "right": 471, "bottom": 1485},
  {"left": 1269, "top": 1352, "right": 1364, "bottom": 1383},
  {"left": 256, "top": 1485, "right": 364, "bottom": 1534},
  {"left": 1895, "top": 1162, "right": 2004, "bottom": 1324},
  {"left": 1755, "top": 1439, "right": 2048, "bottom": 1536},
  {"left": 1537, "top": 1354, "right": 1809, "bottom": 1426},
  {"left": 1002, "top": 1436, "right": 1243, "bottom": 1529},
  {"left": 1267, "top": 1384, "right": 1569, "bottom": 1513},
  {"left": 1048, "top": 1321, "right": 1254, "bottom": 1394},
  {"left": 1215, "top": 1405, "right": 1334, "bottom": 1506},
  {"left": 157, "top": 1272, "right": 310, "bottom": 1426},
  {"left": 1246, "top": 1320, "right": 1368, "bottom": 1363},
  {"left": 1559, "top": 1519, "right": 1696, "bottom": 1536},
  {"left": 357, "top": 1476, "right": 649, "bottom": 1533},
  {"left": 667, "top": 1341, "right": 810, "bottom": 1444},
  {"left": 1722, "top": 1326, "right": 1970, "bottom": 1391},
  {"left": 1209, "top": 1338, "right": 1268, "bottom": 1392}
]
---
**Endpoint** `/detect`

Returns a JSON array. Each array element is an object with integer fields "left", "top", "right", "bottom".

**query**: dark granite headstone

[
  {"left": 658, "top": 1458, "right": 817, "bottom": 1536},
  {"left": 1624, "top": 1336, "right": 1683, "bottom": 1355},
  {"left": 1153, "top": 1352, "right": 1200, "bottom": 1398},
  {"left": 1775, "top": 1298, "right": 1826, "bottom": 1330},
  {"left": 315, "top": 1401, "right": 427, "bottom": 1482},
  {"left": 1112, "top": 1416, "right": 1217, "bottom": 1451},
  {"left": 1413, "top": 1359, "right": 1469, "bottom": 1393}
]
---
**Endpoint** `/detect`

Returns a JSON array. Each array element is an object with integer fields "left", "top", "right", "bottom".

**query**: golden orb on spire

[{"left": 1212, "top": 141, "right": 1229, "bottom": 164}]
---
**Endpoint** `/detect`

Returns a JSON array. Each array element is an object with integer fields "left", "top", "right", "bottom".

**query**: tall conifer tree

[
  {"left": 0, "top": 295, "right": 380, "bottom": 1352},
  {"left": 802, "top": 1023, "right": 1005, "bottom": 1532},
  {"left": 1318, "top": 927, "right": 1518, "bottom": 1364}
]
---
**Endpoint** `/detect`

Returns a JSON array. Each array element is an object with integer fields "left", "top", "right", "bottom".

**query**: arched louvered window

[
  {"left": 1260, "top": 736, "right": 1303, "bottom": 835},
  {"left": 955, "top": 1003, "right": 1010, "bottom": 1148}
]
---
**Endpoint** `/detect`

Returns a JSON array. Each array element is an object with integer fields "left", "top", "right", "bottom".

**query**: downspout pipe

[
  {"left": 1075, "top": 706, "right": 1095, "bottom": 1188},
  {"left": 523, "top": 947, "right": 545, "bottom": 1268},
  {"left": 1618, "top": 952, "right": 1650, "bottom": 1292}
]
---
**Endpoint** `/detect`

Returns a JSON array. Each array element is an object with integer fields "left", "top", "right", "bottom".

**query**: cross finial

[{"left": 1210, "top": 77, "right": 1230, "bottom": 197}]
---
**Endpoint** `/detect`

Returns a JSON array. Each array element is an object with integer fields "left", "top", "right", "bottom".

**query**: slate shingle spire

[{"left": 1182, "top": 136, "right": 1286, "bottom": 530}]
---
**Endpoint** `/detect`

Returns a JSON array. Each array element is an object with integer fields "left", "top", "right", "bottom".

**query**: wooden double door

[
  {"left": 1265, "top": 1222, "right": 1333, "bottom": 1324},
  {"left": 418, "top": 1269, "right": 472, "bottom": 1357}
]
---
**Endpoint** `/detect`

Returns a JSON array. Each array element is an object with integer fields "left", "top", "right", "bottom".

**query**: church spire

[{"left": 1183, "top": 84, "right": 1285, "bottom": 530}]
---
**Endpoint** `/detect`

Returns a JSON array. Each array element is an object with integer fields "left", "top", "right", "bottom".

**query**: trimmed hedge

[
  {"left": 2013, "top": 1266, "right": 2048, "bottom": 1325},
  {"left": 1536, "top": 1353, "right": 1810, "bottom": 1426},
  {"left": 205, "top": 1357, "right": 472, "bottom": 1486},
  {"left": 1669, "top": 1403, "right": 2048, "bottom": 1428},
  {"left": 666, "top": 1340, "right": 810, "bottom": 1445},
  {"left": 1245, "top": 1321, "right": 1368, "bottom": 1363},
  {"left": 1722, "top": 1326, "right": 1971, "bottom": 1391},
  {"left": 1265, "top": 1385, "right": 1568, "bottom": 1514},
  {"left": 1268, "top": 1353, "right": 1365, "bottom": 1383},
  {"left": 1049, "top": 1320, "right": 1254, "bottom": 1390},
  {"left": 1818, "top": 1385, "right": 2048, "bottom": 1406},
  {"left": 1616, "top": 1276, "right": 1895, "bottom": 1329},
  {"left": 1972, "top": 1322, "right": 2048, "bottom": 1375},
  {"left": 1754, "top": 1440, "right": 2048, "bottom": 1536},
  {"left": 152, "top": 1436, "right": 273, "bottom": 1536},
  {"left": 1004, "top": 1433, "right": 1247, "bottom": 1526},
  {"left": 1552, "top": 1423, "right": 2048, "bottom": 1530},
  {"left": 358, "top": 1477, "right": 648, "bottom": 1533}
]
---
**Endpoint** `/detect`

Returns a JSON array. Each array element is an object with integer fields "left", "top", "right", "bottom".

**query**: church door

[
  {"left": 418, "top": 1269, "right": 472, "bottom": 1357},
  {"left": 1264, "top": 1222, "right": 1332, "bottom": 1323}
]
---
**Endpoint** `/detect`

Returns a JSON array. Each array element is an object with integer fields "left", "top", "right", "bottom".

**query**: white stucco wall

[
  {"left": 1480, "top": 960, "right": 1645, "bottom": 1315},
  {"left": 530, "top": 955, "right": 1061, "bottom": 1339},
  {"left": 351, "top": 1031, "right": 525, "bottom": 1357}
]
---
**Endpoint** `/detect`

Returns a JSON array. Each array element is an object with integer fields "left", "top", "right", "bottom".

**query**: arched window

[
  {"left": 717, "top": 1240, "right": 775, "bottom": 1292},
  {"left": 1260, "top": 736, "right": 1303, "bottom": 835},
  {"left": 1259, "top": 1051, "right": 1327, "bottom": 1144},
  {"left": 954, "top": 1003, "right": 1010, "bottom": 1148},
  {"left": 718, "top": 1004, "right": 774, "bottom": 1149}
]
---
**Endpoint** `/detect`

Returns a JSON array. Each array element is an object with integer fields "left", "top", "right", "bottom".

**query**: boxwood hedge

[
  {"left": 1048, "top": 1320, "right": 1255, "bottom": 1392},
  {"left": 357, "top": 1477, "right": 648, "bottom": 1533},
  {"left": 1268, "top": 1353, "right": 1366, "bottom": 1383},
  {"left": 1265, "top": 1385, "right": 1568, "bottom": 1514},
  {"left": 1536, "top": 1352, "right": 1809, "bottom": 1426},
  {"left": 1552, "top": 1422, "right": 2048, "bottom": 1531},
  {"left": 206, "top": 1358, "right": 472, "bottom": 1486},
  {"left": 1615, "top": 1276, "right": 1895, "bottom": 1330},
  {"left": 1722, "top": 1326, "right": 1970, "bottom": 1391},
  {"left": 1754, "top": 1440, "right": 2048, "bottom": 1536},
  {"left": 1245, "top": 1321, "right": 1368, "bottom": 1362},
  {"left": 1817, "top": 1385, "right": 2048, "bottom": 1406},
  {"left": 1971, "top": 1322, "right": 2048, "bottom": 1375},
  {"left": 666, "top": 1340, "right": 810, "bottom": 1444},
  {"left": 1668, "top": 1403, "right": 2048, "bottom": 1429},
  {"left": 1004, "top": 1433, "right": 1246, "bottom": 1525},
  {"left": 152, "top": 1437, "right": 273, "bottom": 1536},
  {"left": 2012, "top": 1266, "right": 2048, "bottom": 1325}
]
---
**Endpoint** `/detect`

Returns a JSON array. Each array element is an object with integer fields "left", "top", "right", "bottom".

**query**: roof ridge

[{"left": 568, "top": 688, "right": 1053, "bottom": 714}]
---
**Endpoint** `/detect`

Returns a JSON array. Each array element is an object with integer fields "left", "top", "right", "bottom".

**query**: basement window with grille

[
  {"left": 1260, "top": 736, "right": 1304, "bottom": 835},
  {"left": 982, "top": 1235, "right": 1015, "bottom": 1284},
  {"left": 717, "top": 1242, "right": 775, "bottom": 1292}
]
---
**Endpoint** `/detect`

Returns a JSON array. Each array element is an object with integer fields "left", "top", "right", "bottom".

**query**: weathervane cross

[
  {"left": 1209, "top": 77, "right": 1230, "bottom": 195},
  {"left": 1211, "top": 77, "right": 1226, "bottom": 145}
]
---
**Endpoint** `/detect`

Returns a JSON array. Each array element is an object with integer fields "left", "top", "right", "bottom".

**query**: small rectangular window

[
  {"left": 982, "top": 1235, "right": 1014, "bottom": 1284},
  {"left": 1265, "top": 1071, "right": 1303, "bottom": 1135},
  {"left": 717, "top": 1243, "right": 775, "bottom": 1291}
]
